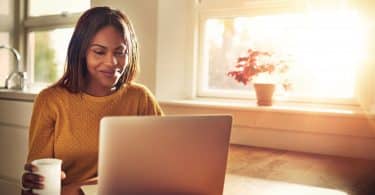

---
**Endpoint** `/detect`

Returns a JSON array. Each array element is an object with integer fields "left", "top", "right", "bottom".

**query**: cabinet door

[
  {"left": 0, "top": 99, "right": 33, "bottom": 126},
  {"left": 0, "top": 179, "right": 21, "bottom": 195},
  {"left": 0, "top": 99, "right": 33, "bottom": 194}
]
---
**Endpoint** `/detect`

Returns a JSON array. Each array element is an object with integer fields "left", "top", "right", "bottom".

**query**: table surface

[
  {"left": 82, "top": 144, "right": 363, "bottom": 195},
  {"left": 82, "top": 173, "right": 346, "bottom": 195}
]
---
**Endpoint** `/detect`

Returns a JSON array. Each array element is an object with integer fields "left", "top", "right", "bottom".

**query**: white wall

[
  {"left": 155, "top": 0, "right": 197, "bottom": 100},
  {"left": 352, "top": 0, "right": 375, "bottom": 113},
  {"left": 92, "top": 0, "right": 158, "bottom": 92}
]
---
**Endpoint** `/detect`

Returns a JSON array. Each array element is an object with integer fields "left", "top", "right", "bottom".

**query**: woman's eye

[
  {"left": 114, "top": 51, "right": 125, "bottom": 56},
  {"left": 94, "top": 51, "right": 105, "bottom": 55}
]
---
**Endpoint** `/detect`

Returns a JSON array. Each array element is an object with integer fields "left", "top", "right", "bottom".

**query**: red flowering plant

[{"left": 227, "top": 48, "right": 292, "bottom": 90}]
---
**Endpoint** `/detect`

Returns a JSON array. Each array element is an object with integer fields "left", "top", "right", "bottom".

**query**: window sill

[
  {"left": 159, "top": 98, "right": 375, "bottom": 119},
  {"left": 159, "top": 97, "right": 375, "bottom": 138},
  {"left": 159, "top": 98, "right": 375, "bottom": 160}
]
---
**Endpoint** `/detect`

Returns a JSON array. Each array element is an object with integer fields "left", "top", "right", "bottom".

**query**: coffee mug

[{"left": 31, "top": 158, "right": 62, "bottom": 195}]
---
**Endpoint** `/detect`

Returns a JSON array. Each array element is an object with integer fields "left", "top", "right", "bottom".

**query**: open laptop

[{"left": 97, "top": 115, "right": 232, "bottom": 195}]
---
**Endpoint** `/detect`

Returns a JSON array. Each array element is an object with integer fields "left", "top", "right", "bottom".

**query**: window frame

[
  {"left": 21, "top": 0, "right": 88, "bottom": 86},
  {"left": 196, "top": 0, "right": 364, "bottom": 106}
]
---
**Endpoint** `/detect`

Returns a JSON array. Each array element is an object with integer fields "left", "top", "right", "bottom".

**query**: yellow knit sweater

[{"left": 27, "top": 83, "right": 163, "bottom": 185}]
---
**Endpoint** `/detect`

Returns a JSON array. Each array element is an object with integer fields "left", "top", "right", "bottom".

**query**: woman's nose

[{"left": 105, "top": 53, "right": 118, "bottom": 66}]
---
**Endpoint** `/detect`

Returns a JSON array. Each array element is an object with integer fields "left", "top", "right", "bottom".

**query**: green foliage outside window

[{"left": 34, "top": 32, "right": 57, "bottom": 83}]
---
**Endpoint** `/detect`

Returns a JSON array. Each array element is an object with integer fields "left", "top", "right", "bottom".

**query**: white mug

[{"left": 31, "top": 158, "right": 62, "bottom": 195}]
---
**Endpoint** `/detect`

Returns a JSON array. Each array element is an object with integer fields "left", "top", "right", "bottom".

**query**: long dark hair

[{"left": 56, "top": 6, "right": 139, "bottom": 93}]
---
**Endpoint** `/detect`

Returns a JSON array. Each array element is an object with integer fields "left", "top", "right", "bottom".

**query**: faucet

[{"left": 0, "top": 45, "right": 27, "bottom": 90}]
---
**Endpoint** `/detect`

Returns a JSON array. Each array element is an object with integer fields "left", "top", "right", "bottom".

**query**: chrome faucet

[{"left": 0, "top": 45, "right": 27, "bottom": 90}]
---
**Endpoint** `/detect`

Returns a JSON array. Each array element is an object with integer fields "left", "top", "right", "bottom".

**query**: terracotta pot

[{"left": 253, "top": 83, "right": 276, "bottom": 106}]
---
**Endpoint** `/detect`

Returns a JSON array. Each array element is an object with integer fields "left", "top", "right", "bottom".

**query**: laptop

[{"left": 97, "top": 115, "right": 232, "bottom": 195}]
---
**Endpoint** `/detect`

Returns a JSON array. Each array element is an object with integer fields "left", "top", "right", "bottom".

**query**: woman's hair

[{"left": 56, "top": 6, "right": 139, "bottom": 93}]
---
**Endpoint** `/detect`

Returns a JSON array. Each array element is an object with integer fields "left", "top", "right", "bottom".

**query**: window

[
  {"left": 0, "top": 0, "right": 13, "bottom": 87},
  {"left": 24, "top": 0, "right": 90, "bottom": 85},
  {"left": 28, "top": 28, "right": 74, "bottom": 83},
  {"left": 197, "top": 0, "right": 370, "bottom": 104},
  {"left": 0, "top": 32, "right": 11, "bottom": 86}
]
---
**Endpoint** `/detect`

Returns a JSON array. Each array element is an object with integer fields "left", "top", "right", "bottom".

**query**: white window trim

[{"left": 24, "top": 13, "right": 81, "bottom": 29}]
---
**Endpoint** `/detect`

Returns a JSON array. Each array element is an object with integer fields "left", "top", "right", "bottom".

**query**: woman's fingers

[
  {"left": 22, "top": 163, "right": 45, "bottom": 194},
  {"left": 22, "top": 172, "right": 44, "bottom": 189},
  {"left": 22, "top": 172, "right": 43, "bottom": 183},
  {"left": 24, "top": 163, "right": 37, "bottom": 172}
]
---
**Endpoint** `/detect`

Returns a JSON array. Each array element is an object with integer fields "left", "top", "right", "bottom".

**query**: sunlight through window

[
  {"left": 200, "top": 4, "right": 368, "bottom": 101},
  {"left": 28, "top": 28, "right": 73, "bottom": 83}
]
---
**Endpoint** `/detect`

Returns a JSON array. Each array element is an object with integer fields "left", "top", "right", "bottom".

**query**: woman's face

[{"left": 85, "top": 25, "right": 127, "bottom": 94}]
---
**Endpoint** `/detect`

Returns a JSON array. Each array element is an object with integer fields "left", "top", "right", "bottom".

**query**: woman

[{"left": 21, "top": 6, "right": 163, "bottom": 195}]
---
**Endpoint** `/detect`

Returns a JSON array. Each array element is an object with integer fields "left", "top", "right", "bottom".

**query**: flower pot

[{"left": 253, "top": 83, "right": 276, "bottom": 106}]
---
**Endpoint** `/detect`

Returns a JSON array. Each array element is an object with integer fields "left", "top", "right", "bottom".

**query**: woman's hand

[{"left": 21, "top": 163, "right": 66, "bottom": 195}]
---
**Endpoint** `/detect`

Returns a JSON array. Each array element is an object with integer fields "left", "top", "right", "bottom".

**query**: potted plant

[{"left": 227, "top": 49, "right": 292, "bottom": 106}]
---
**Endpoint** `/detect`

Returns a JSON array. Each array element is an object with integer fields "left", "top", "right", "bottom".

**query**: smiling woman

[{"left": 21, "top": 6, "right": 163, "bottom": 195}]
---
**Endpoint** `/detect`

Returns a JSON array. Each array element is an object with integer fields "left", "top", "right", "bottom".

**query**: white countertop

[{"left": 0, "top": 88, "right": 40, "bottom": 101}]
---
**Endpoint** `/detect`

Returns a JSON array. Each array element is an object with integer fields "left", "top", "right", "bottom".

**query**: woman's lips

[{"left": 101, "top": 70, "right": 115, "bottom": 78}]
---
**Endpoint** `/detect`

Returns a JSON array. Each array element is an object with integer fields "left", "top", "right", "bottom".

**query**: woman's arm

[
  {"left": 22, "top": 90, "right": 57, "bottom": 194},
  {"left": 27, "top": 90, "right": 56, "bottom": 162}
]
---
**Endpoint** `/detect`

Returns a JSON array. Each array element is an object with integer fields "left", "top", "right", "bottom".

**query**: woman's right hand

[
  {"left": 21, "top": 163, "right": 66, "bottom": 195},
  {"left": 21, "top": 163, "right": 43, "bottom": 195}
]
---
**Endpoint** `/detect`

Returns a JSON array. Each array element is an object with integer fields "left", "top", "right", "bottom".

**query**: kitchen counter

[{"left": 0, "top": 88, "right": 40, "bottom": 101}]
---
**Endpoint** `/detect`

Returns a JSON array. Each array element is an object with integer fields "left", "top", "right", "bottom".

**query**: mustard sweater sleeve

[{"left": 27, "top": 90, "right": 56, "bottom": 162}]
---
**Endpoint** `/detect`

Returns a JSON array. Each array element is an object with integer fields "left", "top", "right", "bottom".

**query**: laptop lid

[{"left": 98, "top": 115, "right": 232, "bottom": 195}]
